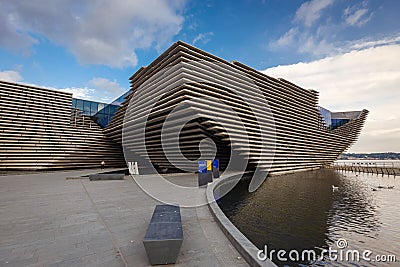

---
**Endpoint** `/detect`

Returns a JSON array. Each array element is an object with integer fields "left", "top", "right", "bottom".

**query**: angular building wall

[
  {"left": 0, "top": 80, "right": 125, "bottom": 170},
  {"left": 0, "top": 41, "right": 368, "bottom": 173},
  {"left": 105, "top": 41, "right": 368, "bottom": 175}
]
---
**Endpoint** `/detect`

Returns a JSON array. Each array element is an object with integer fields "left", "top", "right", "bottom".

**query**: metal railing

[
  {"left": 332, "top": 161, "right": 400, "bottom": 176},
  {"left": 334, "top": 161, "right": 400, "bottom": 168}
]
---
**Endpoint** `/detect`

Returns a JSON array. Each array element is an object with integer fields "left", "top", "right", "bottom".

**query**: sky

[{"left": 0, "top": 0, "right": 399, "bottom": 153}]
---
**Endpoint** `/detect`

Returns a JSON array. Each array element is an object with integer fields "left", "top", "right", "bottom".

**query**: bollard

[{"left": 212, "top": 159, "right": 220, "bottom": 178}]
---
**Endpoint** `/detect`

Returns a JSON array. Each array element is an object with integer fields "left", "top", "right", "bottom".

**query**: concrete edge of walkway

[
  {"left": 206, "top": 174, "right": 278, "bottom": 267},
  {"left": 0, "top": 168, "right": 128, "bottom": 177}
]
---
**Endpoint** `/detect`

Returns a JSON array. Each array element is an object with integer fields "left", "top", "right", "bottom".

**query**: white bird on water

[{"left": 332, "top": 185, "right": 339, "bottom": 191}]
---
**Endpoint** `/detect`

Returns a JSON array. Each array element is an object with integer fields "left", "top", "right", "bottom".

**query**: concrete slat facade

[
  {"left": 106, "top": 41, "right": 368, "bottom": 175},
  {"left": 0, "top": 80, "right": 125, "bottom": 170},
  {"left": 0, "top": 41, "right": 368, "bottom": 174}
]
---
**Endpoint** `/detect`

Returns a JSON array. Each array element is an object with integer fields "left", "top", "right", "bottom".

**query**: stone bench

[{"left": 143, "top": 204, "right": 183, "bottom": 265}]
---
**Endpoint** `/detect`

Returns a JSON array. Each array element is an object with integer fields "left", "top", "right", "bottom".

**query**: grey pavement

[{"left": 0, "top": 169, "right": 248, "bottom": 267}]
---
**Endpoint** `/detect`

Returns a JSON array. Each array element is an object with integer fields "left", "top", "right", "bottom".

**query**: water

[{"left": 219, "top": 169, "right": 400, "bottom": 266}]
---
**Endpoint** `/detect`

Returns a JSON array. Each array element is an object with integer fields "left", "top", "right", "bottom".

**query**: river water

[{"left": 219, "top": 169, "right": 400, "bottom": 266}]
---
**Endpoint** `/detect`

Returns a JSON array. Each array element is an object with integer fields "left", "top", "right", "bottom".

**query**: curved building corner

[{"left": 106, "top": 41, "right": 368, "bottom": 175}]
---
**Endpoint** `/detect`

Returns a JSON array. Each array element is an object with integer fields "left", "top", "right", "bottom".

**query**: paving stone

[{"left": 0, "top": 169, "right": 248, "bottom": 266}]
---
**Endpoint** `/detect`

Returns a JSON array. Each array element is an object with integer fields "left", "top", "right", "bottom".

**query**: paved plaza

[{"left": 0, "top": 169, "right": 247, "bottom": 267}]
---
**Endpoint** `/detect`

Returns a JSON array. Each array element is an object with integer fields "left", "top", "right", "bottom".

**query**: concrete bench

[{"left": 143, "top": 205, "right": 183, "bottom": 265}]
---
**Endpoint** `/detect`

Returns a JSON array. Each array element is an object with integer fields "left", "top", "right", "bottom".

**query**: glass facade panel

[
  {"left": 72, "top": 97, "right": 123, "bottom": 128},
  {"left": 83, "top": 101, "right": 91, "bottom": 115},
  {"left": 318, "top": 106, "right": 352, "bottom": 130},
  {"left": 318, "top": 106, "right": 331, "bottom": 127},
  {"left": 98, "top": 103, "right": 105, "bottom": 112},
  {"left": 110, "top": 105, "right": 118, "bottom": 114},
  {"left": 90, "top": 102, "right": 98, "bottom": 116},
  {"left": 76, "top": 99, "right": 83, "bottom": 110},
  {"left": 104, "top": 105, "right": 110, "bottom": 114},
  {"left": 96, "top": 114, "right": 110, "bottom": 128},
  {"left": 330, "top": 119, "right": 350, "bottom": 130},
  {"left": 110, "top": 91, "right": 129, "bottom": 106}
]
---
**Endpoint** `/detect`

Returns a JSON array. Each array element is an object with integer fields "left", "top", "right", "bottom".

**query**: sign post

[
  {"left": 128, "top": 161, "right": 139, "bottom": 175},
  {"left": 198, "top": 160, "right": 212, "bottom": 187}
]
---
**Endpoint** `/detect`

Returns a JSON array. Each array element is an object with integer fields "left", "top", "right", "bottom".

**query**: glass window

[
  {"left": 93, "top": 114, "right": 109, "bottom": 128},
  {"left": 330, "top": 118, "right": 350, "bottom": 130},
  {"left": 98, "top": 103, "right": 105, "bottom": 113},
  {"left": 109, "top": 105, "right": 118, "bottom": 115},
  {"left": 318, "top": 106, "right": 331, "bottom": 127},
  {"left": 90, "top": 102, "right": 98, "bottom": 116},
  {"left": 76, "top": 99, "right": 83, "bottom": 110},
  {"left": 104, "top": 105, "right": 110, "bottom": 115},
  {"left": 94, "top": 113, "right": 104, "bottom": 121},
  {"left": 103, "top": 115, "right": 109, "bottom": 127},
  {"left": 72, "top": 98, "right": 77, "bottom": 108},
  {"left": 83, "top": 100, "right": 91, "bottom": 115}
]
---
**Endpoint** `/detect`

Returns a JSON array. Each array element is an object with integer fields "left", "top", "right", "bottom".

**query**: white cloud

[
  {"left": 0, "top": 0, "right": 186, "bottom": 68},
  {"left": 270, "top": 0, "right": 337, "bottom": 56},
  {"left": 269, "top": 0, "right": 385, "bottom": 58},
  {"left": 270, "top": 26, "right": 336, "bottom": 56},
  {"left": 40, "top": 80, "right": 124, "bottom": 102},
  {"left": 274, "top": 28, "right": 298, "bottom": 47},
  {"left": 0, "top": 69, "right": 124, "bottom": 102},
  {"left": 349, "top": 36, "right": 400, "bottom": 50},
  {"left": 344, "top": 5, "right": 372, "bottom": 26},
  {"left": 294, "top": 0, "right": 335, "bottom": 27},
  {"left": 263, "top": 44, "right": 400, "bottom": 153},
  {"left": 89, "top": 77, "right": 126, "bottom": 102},
  {"left": 50, "top": 77, "right": 126, "bottom": 102},
  {"left": 298, "top": 33, "right": 335, "bottom": 55},
  {"left": 0, "top": 12, "right": 38, "bottom": 54},
  {"left": 192, "top": 32, "right": 214, "bottom": 45},
  {"left": 0, "top": 70, "right": 22, "bottom": 82},
  {"left": 59, "top": 87, "right": 95, "bottom": 100}
]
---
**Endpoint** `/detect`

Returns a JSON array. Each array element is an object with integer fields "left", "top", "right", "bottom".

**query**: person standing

[{"left": 101, "top": 161, "right": 105, "bottom": 170}]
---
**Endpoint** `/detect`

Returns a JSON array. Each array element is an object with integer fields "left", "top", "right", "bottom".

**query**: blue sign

[
  {"left": 198, "top": 161, "right": 207, "bottom": 173},
  {"left": 213, "top": 159, "right": 219, "bottom": 169}
]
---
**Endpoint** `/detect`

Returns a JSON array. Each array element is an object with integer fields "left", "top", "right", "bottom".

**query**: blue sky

[{"left": 0, "top": 0, "right": 399, "bottom": 152}]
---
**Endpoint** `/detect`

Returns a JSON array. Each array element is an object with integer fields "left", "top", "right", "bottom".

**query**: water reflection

[
  {"left": 328, "top": 173, "right": 380, "bottom": 241},
  {"left": 219, "top": 169, "right": 400, "bottom": 266}
]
